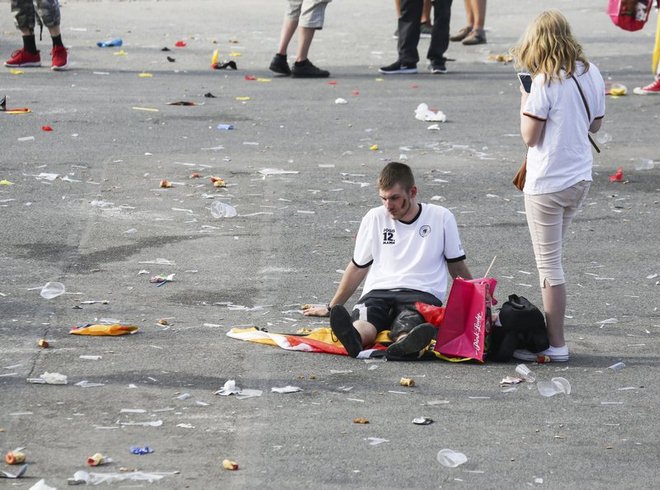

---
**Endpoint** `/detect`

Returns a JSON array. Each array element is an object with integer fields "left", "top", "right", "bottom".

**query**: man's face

[{"left": 379, "top": 183, "right": 415, "bottom": 220}]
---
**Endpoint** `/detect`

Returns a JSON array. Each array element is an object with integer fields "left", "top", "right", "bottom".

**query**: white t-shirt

[
  {"left": 523, "top": 61, "right": 605, "bottom": 195},
  {"left": 352, "top": 203, "right": 466, "bottom": 301}
]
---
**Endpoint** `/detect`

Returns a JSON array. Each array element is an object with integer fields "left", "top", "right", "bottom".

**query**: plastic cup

[
  {"left": 211, "top": 201, "right": 237, "bottom": 218},
  {"left": 40, "top": 281, "right": 65, "bottom": 299},
  {"left": 437, "top": 449, "right": 468, "bottom": 468},
  {"left": 515, "top": 364, "right": 536, "bottom": 383},
  {"left": 551, "top": 377, "right": 571, "bottom": 394},
  {"left": 537, "top": 377, "right": 571, "bottom": 397},
  {"left": 608, "top": 362, "right": 626, "bottom": 371}
]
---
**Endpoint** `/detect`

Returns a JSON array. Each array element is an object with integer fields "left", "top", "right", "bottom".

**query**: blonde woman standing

[{"left": 510, "top": 10, "right": 605, "bottom": 362}]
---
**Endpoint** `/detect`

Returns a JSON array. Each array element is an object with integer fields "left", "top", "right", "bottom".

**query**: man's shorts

[
  {"left": 285, "top": 0, "right": 332, "bottom": 29},
  {"left": 351, "top": 289, "right": 443, "bottom": 338},
  {"left": 12, "top": 0, "right": 61, "bottom": 30}
]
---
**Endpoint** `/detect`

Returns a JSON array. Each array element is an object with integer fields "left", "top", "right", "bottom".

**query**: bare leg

[
  {"left": 541, "top": 281, "right": 567, "bottom": 347},
  {"left": 395, "top": 0, "right": 401, "bottom": 17},
  {"left": 464, "top": 0, "right": 474, "bottom": 26},
  {"left": 422, "top": 0, "right": 432, "bottom": 24},
  {"left": 471, "top": 0, "right": 487, "bottom": 30},
  {"left": 295, "top": 26, "right": 316, "bottom": 62},
  {"left": 353, "top": 320, "right": 378, "bottom": 347},
  {"left": 277, "top": 19, "right": 298, "bottom": 55}
]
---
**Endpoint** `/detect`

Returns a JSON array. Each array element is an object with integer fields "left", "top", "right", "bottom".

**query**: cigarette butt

[
  {"left": 5, "top": 451, "right": 26, "bottom": 464},
  {"left": 400, "top": 377, "right": 415, "bottom": 387},
  {"left": 38, "top": 339, "right": 49, "bottom": 348},
  {"left": 222, "top": 459, "right": 239, "bottom": 470},
  {"left": 87, "top": 453, "right": 104, "bottom": 466}
]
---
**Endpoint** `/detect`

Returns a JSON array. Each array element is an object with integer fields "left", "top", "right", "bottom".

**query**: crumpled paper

[
  {"left": 214, "top": 379, "right": 263, "bottom": 399},
  {"left": 414, "top": 103, "right": 446, "bottom": 122}
]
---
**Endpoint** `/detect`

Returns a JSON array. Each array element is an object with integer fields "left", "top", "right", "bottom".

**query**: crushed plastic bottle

[
  {"left": 211, "top": 201, "right": 237, "bottom": 218},
  {"left": 1, "top": 463, "right": 28, "bottom": 478},
  {"left": 27, "top": 479, "right": 55, "bottom": 490},
  {"left": 39, "top": 282, "right": 65, "bottom": 299},
  {"left": 634, "top": 159, "right": 654, "bottom": 171},
  {"left": 97, "top": 38, "right": 123, "bottom": 48},
  {"left": 129, "top": 446, "right": 154, "bottom": 455},
  {"left": 437, "top": 449, "right": 468, "bottom": 468},
  {"left": 515, "top": 364, "right": 536, "bottom": 383},
  {"left": 27, "top": 372, "right": 68, "bottom": 385},
  {"left": 537, "top": 377, "right": 571, "bottom": 397},
  {"left": 608, "top": 361, "right": 626, "bottom": 371},
  {"left": 69, "top": 469, "right": 175, "bottom": 485}
]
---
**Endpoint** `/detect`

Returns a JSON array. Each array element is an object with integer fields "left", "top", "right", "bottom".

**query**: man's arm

[
  {"left": 303, "top": 261, "right": 370, "bottom": 317},
  {"left": 447, "top": 260, "right": 472, "bottom": 280}
]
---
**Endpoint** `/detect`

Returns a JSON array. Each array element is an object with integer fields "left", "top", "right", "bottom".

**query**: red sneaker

[
  {"left": 4, "top": 48, "right": 41, "bottom": 68},
  {"left": 51, "top": 45, "right": 69, "bottom": 71},
  {"left": 633, "top": 78, "right": 660, "bottom": 95}
]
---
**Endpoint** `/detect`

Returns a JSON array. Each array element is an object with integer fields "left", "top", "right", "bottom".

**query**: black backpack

[{"left": 487, "top": 294, "right": 549, "bottom": 362}]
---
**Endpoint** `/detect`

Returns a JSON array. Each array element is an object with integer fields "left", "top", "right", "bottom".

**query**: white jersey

[
  {"left": 523, "top": 61, "right": 605, "bottom": 195},
  {"left": 353, "top": 203, "right": 466, "bottom": 301}
]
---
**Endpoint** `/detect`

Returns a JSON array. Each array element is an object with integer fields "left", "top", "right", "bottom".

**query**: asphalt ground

[{"left": 0, "top": 0, "right": 659, "bottom": 488}]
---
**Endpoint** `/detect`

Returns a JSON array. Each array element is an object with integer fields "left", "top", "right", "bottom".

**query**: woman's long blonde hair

[{"left": 511, "top": 9, "right": 589, "bottom": 82}]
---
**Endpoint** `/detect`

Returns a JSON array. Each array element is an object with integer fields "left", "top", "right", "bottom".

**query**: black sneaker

[
  {"left": 386, "top": 323, "right": 436, "bottom": 360},
  {"left": 420, "top": 23, "right": 433, "bottom": 38},
  {"left": 269, "top": 53, "right": 291, "bottom": 76},
  {"left": 429, "top": 59, "right": 447, "bottom": 74},
  {"left": 291, "top": 59, "right": 330, "bottom": 78},
  {"left": 330, "top": 305, "right": 362, "bottom": 358},
  {"left": 379, "top": 61, "right": 417, "bottom": 75}
]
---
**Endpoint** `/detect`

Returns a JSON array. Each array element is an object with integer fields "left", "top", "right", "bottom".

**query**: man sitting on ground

[{"left": 304, "top": 162, "right": 472, "bottom": 360}]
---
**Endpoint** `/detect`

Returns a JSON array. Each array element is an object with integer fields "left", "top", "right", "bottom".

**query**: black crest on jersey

[{"left": 419, "top": 225, "right": 431, "bottom": 238}]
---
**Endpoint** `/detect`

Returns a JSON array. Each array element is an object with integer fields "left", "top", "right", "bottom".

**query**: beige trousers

[{"left": 524, "top": 181, "right": 591, "bottom": 287}]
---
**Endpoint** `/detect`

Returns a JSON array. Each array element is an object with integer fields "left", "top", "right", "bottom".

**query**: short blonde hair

[{"left": 511, "top": 9, "right": 589, "bottom": 83}]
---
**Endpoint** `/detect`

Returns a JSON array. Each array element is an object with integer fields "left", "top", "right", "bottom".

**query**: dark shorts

[{"left": 351, "top": 289, "right": 442, "bottom": 338}]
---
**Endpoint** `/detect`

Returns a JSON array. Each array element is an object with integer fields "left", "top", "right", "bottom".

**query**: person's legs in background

[
  {"left": 633, "top": 8, "right": 660, "bottom": 93},
  {"left": 393, "top": 0, "right": 432, "bottom": 38},
  {"left": 462, "top": 0, "right": 487, "bottom": 45},
  {"left": 5, "top": 0, "right": 41, "bottom": 67},
  {"left": 427, "top": 0, "right": 452, "bottom": 73},
  {"left": 270, "top": 0, "right": 330, "bottom": 78},
  {"left": 450, "top": 0, "right": 486, "bottom": 45},
  {"left": 420, "top": 0, "right": 433, "bottom": 37},
  {"left": 291, "top": 0, "right": 330, "bottom": 77},
  {"left": 380, "top": 0, "right": 422, "bottom": 74},
  {"left": 5, "top": 0, "right": 68, "bottom": 69}
]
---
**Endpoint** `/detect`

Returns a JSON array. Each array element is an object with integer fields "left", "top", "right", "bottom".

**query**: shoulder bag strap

[{"left": 571, "top": 75, "right": 601, "bottom": 153}]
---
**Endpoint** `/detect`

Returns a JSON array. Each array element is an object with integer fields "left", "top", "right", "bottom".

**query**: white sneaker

[{"left": 513, "top": 345, "right": 569, "bottom": 363}]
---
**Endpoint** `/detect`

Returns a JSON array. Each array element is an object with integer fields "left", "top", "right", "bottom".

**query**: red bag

[
  {"left": 608, "top": 0, "right": 654, "bottom": 31},
  {"left": 415, "top": 301, "right": 445, "bottom": 327},
  {"left": 433, "top": 277, "right": 497, "bottom": 362}
]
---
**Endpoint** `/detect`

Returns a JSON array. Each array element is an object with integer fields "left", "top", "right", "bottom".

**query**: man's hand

[{"left": 302, "top": 304, "right": 330, "bottom": 317}]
